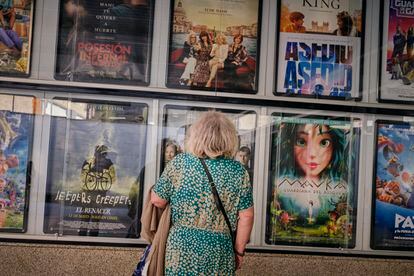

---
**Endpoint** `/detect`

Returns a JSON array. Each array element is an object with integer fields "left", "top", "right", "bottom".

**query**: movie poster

[
  {"left": 0, "top": 0, "right": 34, "bottom": 76},
  {"left": 276, "top": 0, "right": 364, "bottom": 99},
  {"left": 55, "top": 0, "right": 154, "bottom": 85},
  {"left": 0, "top": 95, "right": 34, "bottom": 232},
  {"left": 266, "top": 114, "right": 360, "bottom": 247},
  {"left": 379, "top": 0, "right": 414, "bottom": 103},
  {"left": 161, "top": 106, "right": 256, "bottom": 184},
  {"left": 44, "top": 99, "right": 148, "bottom": 238},
  {"left": 372, "top": 121, "right": 414, "bottom": 249},
  {"left": 166, "top": 0, "right": 261, "bottom": 93}
]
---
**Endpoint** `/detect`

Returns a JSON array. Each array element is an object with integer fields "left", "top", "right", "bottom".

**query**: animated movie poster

[
  {"left": 266, "top": 115, "right": 360, "bottom": 247},
  {"left": 161, "top": 106, "right": 256, "bottom": 184},
  {"left": 55, "top": 0, "right": 154, "bottom": 85},
  {"left": 0, "top": 95, "right": 34, "bottom": 232},
  {"left": 44, "top": 99, "right": 148, "bottom": 238},
  {"left": 167, "top": 0, "right": 261, "bottom": 93},
  {"left": 373, "top": 121, "right": 414, "bottom": 249},
  {"left": 380, "top": 0, "right": 414, "bottom": 102},
  {"left": 276, "top": 0, "right": 364, "bottom": 98},
  {"left": 0, "top": 0, "right": 34, "bottom": 76}
]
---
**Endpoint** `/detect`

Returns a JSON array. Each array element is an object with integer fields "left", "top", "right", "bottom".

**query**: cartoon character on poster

[
  {"left": 167, "top": 0, "right": 260, "bottom": 93},
  {"left": 0, "top": 110, "right": 32, "bottom": 230},
  {"left": 0, "top": 0, "right": 33, "bottom": 75},
  {"left": 268, "top": 117, "right": 357, "bottom": 247},
  {"left": 373, "top": 123, "right": 414, "bottom": 248},
  {"left": 276, "top": 0, "right": 363, "bottom": 98}
]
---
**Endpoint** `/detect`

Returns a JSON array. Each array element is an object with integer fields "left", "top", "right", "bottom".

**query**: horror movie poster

[
  {"left": 55, "top": 0, "right": 154, "bottom": 85},
  {"left": 275, "top": 0, "right": 364, "bottom": 99},
  {"left": 266, "top": 114, "right": 360, "bottom": 247},
  {"left": 372, "top": 121, "right": 414, "bottom": 250},
  {"left": 0, "top": 0, "right": 34, "bottom": 76},
  {"left": 166, "top": 0, "right": 262, "bottom": 93},
  {"left": 44, "top": 99, "right": 148, "bottom": 238},
  {"left": 0, "top": 94, "right": 34, "bottom": 232},
  {"left": 379, "top": 0, "right": 414, "bottom": 103},
  {"left": 161, "top": 105, "right": 256, "bottom": 184}
]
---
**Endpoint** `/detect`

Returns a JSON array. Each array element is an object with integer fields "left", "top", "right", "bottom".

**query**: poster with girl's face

[
  {"left": 161, "top": 105, "right": 256, "bottom": 184},
  {"left": 166, "top": 0, "right": 262, "bottom": 93},
  {"left": 372, "top": 121, "right": 414, "bottom": 250},
  {"left": 266, "top": 114, "right": 360, "bottom": 247},
  {"left": 0, "top": 94, "right": 34, "bottom": 232},
  {"left": 379, "top": 0, "right": 414, "bottom": 103},
  {"left": 275, "top": 0, "right": 364, "bottom": 99}
]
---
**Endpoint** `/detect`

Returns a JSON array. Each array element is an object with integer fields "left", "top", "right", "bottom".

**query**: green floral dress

[{"left": 154, "top": 153, "right": 253, "bottom": 275}]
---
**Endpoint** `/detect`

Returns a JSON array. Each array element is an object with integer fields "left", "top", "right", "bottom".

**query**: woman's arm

[
  {"left": 235, "top": 206, "right": 254, "bottom": 253},
  {"left": 150, "top": 190, "right": 168, "bottom": 209}
]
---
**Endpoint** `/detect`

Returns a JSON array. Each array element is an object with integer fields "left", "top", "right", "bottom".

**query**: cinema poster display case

[
  {"left": 0, "top": 0, "right": 34, "bottom": 77},
  {"left": 266, "top": 113, "right": 361, "bottom": 248},
  {"left": 379, "top": 0, "right": 414, "bottom": 103},
  {"left": 166, "top": 0, "right": 262, "bottom": 94},
  {"left": 275, "top": 0, "right": 365, "bottom": 99},
  {"left": 55, "top": 0, "right": 155, "bottom": 85},
  {"left": 0, "top": 94, "right": 35, "bottom": 233},
  {"left": 160, "top": 104, "right": 257, "bottom": 185},
  {"left": 372, "top": 120, "right": 414, "bottom": 250},
  {"left": 43, "top": 98, "right": 148, "bottom": 238}
]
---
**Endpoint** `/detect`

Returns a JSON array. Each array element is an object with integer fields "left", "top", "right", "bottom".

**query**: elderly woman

[
  {"left": 151, "top": 111, "right": 254, "bottom": 275},
  {"left": 206, "top": 33, "right": 228, "bottom": 87}
]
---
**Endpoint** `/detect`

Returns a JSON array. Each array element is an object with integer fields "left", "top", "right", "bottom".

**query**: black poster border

[
  {"left": 273, "top": 0, "right": 366, "bottom": 101},
  {"left": 53, "top": 0, "right": 155, "bottom": 86},
  {"left": 370, "top": 119, "right": 414, "bottom": 251}
]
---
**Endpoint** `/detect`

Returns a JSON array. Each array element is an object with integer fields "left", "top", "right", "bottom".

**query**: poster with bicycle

[{"left": 44, "top": 98, "right": 148, "bottom": 238}]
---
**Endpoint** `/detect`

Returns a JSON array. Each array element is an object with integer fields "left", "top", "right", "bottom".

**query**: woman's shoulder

[{"left": 221, "top": 158, "right": 246, "bottom": 174}]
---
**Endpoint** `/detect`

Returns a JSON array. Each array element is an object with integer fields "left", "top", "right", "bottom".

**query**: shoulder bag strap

[{"left": 199, "top": 158, "right": 236, "bottom": 247}]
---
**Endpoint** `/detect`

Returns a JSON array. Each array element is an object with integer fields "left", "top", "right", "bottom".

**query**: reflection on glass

[
  {"left": 44, "top": 99, "right": 148, "bottom": 238},
  {"left": 161, "top": 106, "right": 256, "bottom": 185},
  {"left": 0, "top": 94, "right": 34, "bottom": 232},
  {"left": 372, "top": 121, "right": 414, "bottom": 250},
  {"left": 266, "top": 114, "right": 360, "bottom": 248}
]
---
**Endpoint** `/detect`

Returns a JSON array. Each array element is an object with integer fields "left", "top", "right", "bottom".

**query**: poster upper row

[{"left": 1, "top": 0, "right": 414, "bottom": 103}]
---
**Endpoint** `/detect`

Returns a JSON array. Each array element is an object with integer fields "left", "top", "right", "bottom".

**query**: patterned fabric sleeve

[
  {"left": 238, "top": 169, "right": 253, "bottom": 211},
  {"left": 153, "top": 159, "right": 175, "bottom": 202}
]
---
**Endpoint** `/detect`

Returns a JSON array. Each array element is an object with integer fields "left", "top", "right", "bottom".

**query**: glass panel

[
  {"left": 44, "top": 98, "right": 148, "bottom": 238},
  {"left": 372, "top": 120, "right": 414, "bottom": 250},
  {"left": 0, "top": 94, "right": 35, "bottom": 232},
  {"left": 266, "top": 113, "right": 360, "bottom": 248},
  {"left": 55, "top": 0, "right": 154, "bottom": 85},
  {"left": 161, "top": 105, "right": 256, "bottom": 185},
  {"left": 167, "top": 0, "right": 262, "bottom": 93},
  {"left": 275, "top": 0, "right": 364, "bottom": 99},
  {"left": 379, "top": 0, "right": 414, "bottom": 103},
  {"left": 0, "top": 0, "right": 34, "bottom": 76}
]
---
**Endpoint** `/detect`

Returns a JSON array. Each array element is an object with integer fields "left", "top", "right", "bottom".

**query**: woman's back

[{"left": 154, "top": 153, "right": 252, "bottom": 275}]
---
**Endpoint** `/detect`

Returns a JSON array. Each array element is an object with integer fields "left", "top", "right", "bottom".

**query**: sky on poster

[{"left": 177, "top": 0, "right": 259, "bottom": 31}]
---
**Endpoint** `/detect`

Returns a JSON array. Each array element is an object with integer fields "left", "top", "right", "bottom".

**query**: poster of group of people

[
  {"left": 379, "top": 0, "right": 414, "bottom": 103},
  {"left": 55, "top": 0, "right": 154, "bottom": 85},
  {"left": 167, "top": 0, "right": 261, "bottom": 93},
  {"left": 161, "top": 105, "right": 256, "bottom": 183},
  {"left": 44, "top": 99, "right": 148, "bottom": 238},
  {"left": 266, "top": 114, "right": 360, "bottom": 247},
  {"left": 0, "top": 0, "right": 34, "bottom": 76},
  {"left": 276, "top": 0, "right": 364, "bottom": 99},
  {"left": 0, "top": 95, "right": 34, "bottom": 232},
  {"left": 372, "top": 121, "right": 414, "bottom": 250}
]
